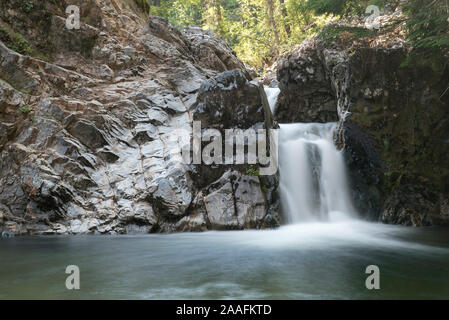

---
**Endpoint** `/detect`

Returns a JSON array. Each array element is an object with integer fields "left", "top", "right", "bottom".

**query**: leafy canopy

[{"left": 140, "top": 0, "right": 448, "bottom": 69}]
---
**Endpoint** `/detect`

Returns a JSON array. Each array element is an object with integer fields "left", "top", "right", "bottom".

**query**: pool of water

[{"left": 1, "top": 221, "right": 448, "bottom": 299}]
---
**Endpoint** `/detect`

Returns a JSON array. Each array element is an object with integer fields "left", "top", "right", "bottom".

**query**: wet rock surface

[{"left": 381, "top": 185, "right": 448, "bottom": 227}]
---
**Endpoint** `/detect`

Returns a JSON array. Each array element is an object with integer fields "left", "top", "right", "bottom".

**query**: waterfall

[
  {"left": 278, "top": 123, "right": 356, "bottom": 223},
  {"left": 265, "top": 87, "right": 356, "bottom": 224},
  {"left": 264, "top": 86, "right": 280, "bottom": 114}
]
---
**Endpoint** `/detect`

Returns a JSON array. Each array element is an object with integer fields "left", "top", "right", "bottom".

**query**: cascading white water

[
  {"left": 264, "top": 87, "right": 356, "bottom": 224},
  {"left": 264, "top": 86, "right": 280, "bottom": 114},
  {"left": 279, "top": 123, "right": 356, "bottom": 223}
]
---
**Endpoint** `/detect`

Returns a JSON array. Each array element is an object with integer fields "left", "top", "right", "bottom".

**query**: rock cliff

[{"left": 0, "top": 0, "right": 279, "bottom": 235}]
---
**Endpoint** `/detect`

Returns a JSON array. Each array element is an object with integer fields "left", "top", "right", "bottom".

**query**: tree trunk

[
  {"left": 206, "top": 0, "right": 224, "bottom": 37},
  {"left": 266, "top": 0, "right": 280, "bottom": 46},
  {"left": 279, "top": 0, "right": 290, "bottom": 36}
]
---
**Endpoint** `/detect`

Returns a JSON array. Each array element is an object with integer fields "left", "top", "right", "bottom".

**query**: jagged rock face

[
  {"left": 202, "top": 170, "right": 274, "bottom": 230},
  {"left": 276, "top": 41, "right": 339, "bottom": 123},
  {"left": 173, "top": 170, "right": 280, "bottom": 232},
  {"left": 344, "top": 47, "right": 449, "bottom": 226},
  {"left": 0, "top": 41, "right": 93, "bottom": 96},
  {"left": 381, "top": 185, "right": 449, "bottom": 227},
  {"left": 193, "top": 69, "right": 265, "bottom": 130},
  {"left": 342, "top": 122, "right": 382, "bottom": 220},
  {"left": 0, "top": 0, "right": 278, "bottom": 235},
  {"left": 182, "top": 27, "right": 255, "bottom": 80},
  {"left": 190, "top": 69, "right": 281, "bottom": 224},
  {"left": 0, "top": 0, "right": 101, "bottom": 57},
  {"left": 274, "top": 34, "right": 449, "bottom": 226}
]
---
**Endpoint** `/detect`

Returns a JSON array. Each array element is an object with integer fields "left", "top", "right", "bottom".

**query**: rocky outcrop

[
  {"left": 183, "top": 170, "right": 278, "bottom": 230},
  {"left": 381, "top": 184, "right": 448, "bottom": 227},
  {"left": 276, "top": 41, "right": 339, "bottom": 123},
  {"left": 193, "top": 69, "right": 265, "bottom": 130},
  {"left": 274, "top": 10, "right": 449, "bottom": 226},
  {"left": 190, "top": 69, "right": 281, "bottom": 226},
  {"left": 0, "top": 0, "right": 278, "bottom": 235},
  {"left": 342, "top": 47, "right": 449, "bottom": 226},
  {"left": 202, "top": 170, "right": 277, "bottom": 230},
  {"left": 342, "top": 122, "right": 382, "bottom": 220},
  {"left": 0, "top": 0, "right": 101, "bottom": 59},
  {"left": 182, "top": 27, "right": 255, "bottom": 80}
]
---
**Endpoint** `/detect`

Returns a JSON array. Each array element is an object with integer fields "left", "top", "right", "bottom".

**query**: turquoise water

[{"left": 1, "top": 221, "right": 449, "bottom": 299}]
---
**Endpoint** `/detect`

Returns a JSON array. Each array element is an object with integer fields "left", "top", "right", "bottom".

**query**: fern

[{"left": 404, "top": 0, "right": 449, "bottom": 52}]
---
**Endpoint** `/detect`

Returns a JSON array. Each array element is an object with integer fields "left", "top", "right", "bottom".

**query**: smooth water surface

[{"left": 1, "top": 221, "right": 449, "bottom": 299}]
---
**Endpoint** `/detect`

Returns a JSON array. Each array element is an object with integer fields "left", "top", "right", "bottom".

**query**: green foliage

[
  {"left": 134, "top": 0, "right": 151, "bottom": 14},
  {"left": 13, "top": 34, "right": 33, "bottom": 55},
  {"left": 146, "top": 0, "right": 335, "bottom": 67},
  {"left": 17, "top": 105, "right": 31, "bottom": 114},
  {"left": 0, "top": 24, "right": 34, "bottom": 56},
  {"left": 400, "top": 0, "right": 448, "bottom": 77},
  {"left": 301, "top": 0, "right": 390, "bottom": 16},
  {"left": 143, "top": 0, "right": 446, "bottom": 69},
  {"left": 151, "top": 0, "right": 203, "bottom": 28},
  {"left": 303, "top": 0, "right": 347, "bottom": 15},
  {"left": 21, "top": 1, "right": 35, "bottom": 13},
  {"left": 246, "top": 168, "right": 260, "bottom": 176},
  {"left": 317, "top": 24, "right": 375, "bottom": 42},
  {"left": 383, "top": 139, "right": 389, "bottom": 151},
  {"left": 403, "top": 0, "right": 449, "bottom": 52}
]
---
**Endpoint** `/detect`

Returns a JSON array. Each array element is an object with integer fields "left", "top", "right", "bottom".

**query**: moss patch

[
  {"left": 346, "top": 45, "right": 449, "bottom": 199},
  {"left": 246, "top": 167, "right": 260, "bottom": 177},
  {"left": 351, "top": 99, "right": 449, "bottom": 194},
  {"left": 20, "top": 0, "right": 35, "bottom": 13},
  {"left": 17, "top": 105, "right": 31, "bottom": 114},
  {"left": 317, "top": 25, "right": 377, "bottom": 43},
  {"left": 0, "top": 21, "right": 49, "bottom": 61},
  {"left": 0, "top": 23, "right": 33, "bottom": 56}
]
